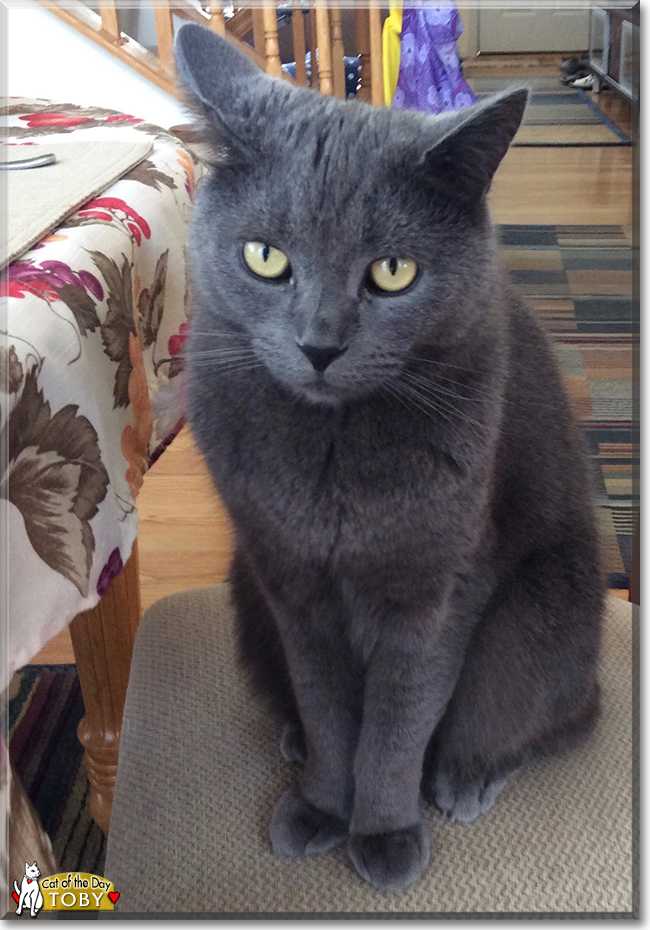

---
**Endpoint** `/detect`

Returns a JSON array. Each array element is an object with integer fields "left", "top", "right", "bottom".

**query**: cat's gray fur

[{"left": 176, "top": 24, "right": 604, "bottom": 894}]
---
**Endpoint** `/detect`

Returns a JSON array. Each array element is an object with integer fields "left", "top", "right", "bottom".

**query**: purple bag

[{"left": 392, "top": 5, "right": 478, "bottom": 114}]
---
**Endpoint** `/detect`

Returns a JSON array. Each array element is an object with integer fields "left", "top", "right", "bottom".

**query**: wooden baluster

[
  {"left": 309, "top": 5, "right": 319, "bottom": 90},
  {"left": 315, "top": 6, "right": 333, "bottom": 95},
  {"left": 355, "top": 5, "right": 371, "bottom": 102},
  {"left": 207, "top": 1, "right": 225, "bottom": 37},
  {"left": 292, "top": 0, "right": 308, "bottom": 86},
  {"left": 98, "top": 0, "right": 120, "bottom": 42},
  {"left": 251, "top": 7, "right": 265, "bottom": 61},
  {"left": 69, "top": 544, "right": 142, "bottom": 832},
  {"left": 153, "top": 0, "right": 175, "bottom": 75},
  {"left": 330, "top": 7, "right": 346, "bottom": 98},
  {"left": 261, "top": 1, "right": 283, "bottom": 77},
  {"left": 368, "top": 5, "right": 384, "bottom": 107}
]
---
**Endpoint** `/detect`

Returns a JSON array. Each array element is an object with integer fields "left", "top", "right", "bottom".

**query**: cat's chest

[
  {"left": 191, "top": 375, "right": 451, "bottom": 558},
  {"left": 202, "top": 403, "right": 379, "bottom": 537}
]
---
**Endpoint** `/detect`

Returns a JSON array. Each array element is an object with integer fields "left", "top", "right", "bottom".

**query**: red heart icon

[
  {"left": 12, "top": 892, "right": 19, "bottom": 904},
  {"left": 108, "top": 892, "right": 120, "bottom": 904}
]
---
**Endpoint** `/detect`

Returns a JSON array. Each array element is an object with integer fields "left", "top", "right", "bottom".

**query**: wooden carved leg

[
  {"left": 69, "top": 542, "right": 142, "bottom": 833},
  {"left": 355, "top": 5, "right": 371, "bottom": 103},
  {"left": 368, "top": 6, "right": 383, "bottom": 107}
]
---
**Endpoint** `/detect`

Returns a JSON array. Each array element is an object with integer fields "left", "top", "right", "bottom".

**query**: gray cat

[{"left": 176, "top": 24, "right": 604, "bottom": 894}]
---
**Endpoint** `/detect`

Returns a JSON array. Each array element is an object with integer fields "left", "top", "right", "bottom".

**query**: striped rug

[
  {"left": 503, "top": 223, "right": 637, "bottom": 587},
  {"left": 7, "top": 666, "right": 106, "bottom": 875},
  {"left": 470, "top": 77, "right": 631, "bottom": 147}
]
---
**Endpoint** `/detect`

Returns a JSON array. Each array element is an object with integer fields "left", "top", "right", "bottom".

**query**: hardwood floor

[{"left": 34, "top": 56, "right": 633, "bottom": 664}]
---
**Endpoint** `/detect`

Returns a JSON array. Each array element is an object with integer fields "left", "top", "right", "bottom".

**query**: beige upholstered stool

[{"left": 105, "top": 587, "right": 635, "bottom": 916}]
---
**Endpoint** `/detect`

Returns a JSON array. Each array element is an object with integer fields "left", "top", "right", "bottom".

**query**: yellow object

[
  {"left": 38, "top": 873, "right": 119, "bottom": 912},
  {"left": 369, "top": 257, "right": 417, "bottom": 292},
  {"left": 243, "top": 241, "right": 290, "bottom": 279},
  {"left": 382, "top": 3, "right": 403, "bottom": 106}
]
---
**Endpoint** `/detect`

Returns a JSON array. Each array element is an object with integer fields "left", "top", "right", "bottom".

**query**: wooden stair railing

[
  {"left": 36, "top": 0, "right": 268, "bottom": 99},
  {"left": 35, "top": 1, "right": 384, "bottom": 106}
]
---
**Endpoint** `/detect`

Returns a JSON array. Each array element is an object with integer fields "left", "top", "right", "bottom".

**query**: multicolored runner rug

[
  {"left": 503, "top": 224, "right": 636, "bottom": 587},
  {"left": 6, "top": 666, "right": 106, "bottom": 875},
  {"left": 470, "top": 77, "right": 631, "bottom": 147}
]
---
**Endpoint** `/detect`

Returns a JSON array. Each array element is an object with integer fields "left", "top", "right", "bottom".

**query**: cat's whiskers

[
  {"left": 188, "top": 349, "right": 258, "bottom": 359},
  {"left": 408, "top": 354, "right": 482, "bottom": 375},
  {"left": 406, "top": 365, "right": 503, "bottom": 406},
  {"left": 388, "top": 378, "right": 457, "bottom": 430},
  {"left": 402, "top": 372, "right": 494, "bottom": 430},
  {"left": 218, "top": 362, "right": 264, "bottom": 374},
  {"left": 403, "top": 382, "right": 486, "bottom": 434},
  {"left": 187, "top": 344, "right": 257, "bottom": 357},
  {"left": 392, "top": 376, "right": 484, "bottom": 435},
  {"left": 404, "top": 370, "right": 483, "bottom": 404},
  {"left": 187, "top": 330, "right": 251, "bottom": 338},
  {"left": 382, "top": 382, "right": 420, "bottom": 418},
  {"left": 190, "top": 358, "right": 262, "bottom": 371}
]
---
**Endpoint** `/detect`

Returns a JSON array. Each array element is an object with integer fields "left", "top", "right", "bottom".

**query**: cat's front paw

[
  {"left": 424, "top": 766, "right": 508, "bottom": 823},
  {"left": 269, "top": 789, "right": 348, "bottom": 858},
  {"left": 348, "top": 822, "right": 430, "bottom": 893}
]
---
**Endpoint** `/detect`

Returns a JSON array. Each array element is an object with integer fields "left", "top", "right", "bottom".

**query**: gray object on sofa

[{"left": 105, "top": 586, "right": 635, "bottom": 916}]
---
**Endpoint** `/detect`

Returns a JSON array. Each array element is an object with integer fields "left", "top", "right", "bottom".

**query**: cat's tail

[{"left": 13, "top": 881, "right": 19, "bottom": 895}]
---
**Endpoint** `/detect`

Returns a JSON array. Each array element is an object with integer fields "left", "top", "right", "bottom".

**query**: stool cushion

[{"left": 105, "top": 587, "right": 634, "bottom": 916}]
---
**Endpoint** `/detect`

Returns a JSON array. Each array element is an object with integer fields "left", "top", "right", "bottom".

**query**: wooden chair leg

[
  {"left": 355, "top": 5, "right": 371, "bottom": 102},
  {"left": 309, "top": 7, "right": 319, "bottom": 90},
  {"left": 315, "top": 7, "right": 334, "bottom": 95},
  {"left": 330, "top": 8, "right": 346, "bottom": 98},
  {"left": 69, "top": 542, "right": 142, "bottom": 833},
  {"left": 261, "top": 0, "right": 283, "bottom": 77},
  {"left": 368, "top": 6, "right": 384, "bottom": 107},
  {"left": 291, "top": 0, "right": 308, "bottom": 86}
]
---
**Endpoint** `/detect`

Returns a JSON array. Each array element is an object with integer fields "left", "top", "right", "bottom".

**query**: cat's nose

[{"left": 297, "top": 342, "right": 348, "bottom": 372}]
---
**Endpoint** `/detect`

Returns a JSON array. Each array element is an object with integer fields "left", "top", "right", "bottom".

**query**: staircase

[{"left": 36, "top": 1, "right": 385, "bottom": 105}]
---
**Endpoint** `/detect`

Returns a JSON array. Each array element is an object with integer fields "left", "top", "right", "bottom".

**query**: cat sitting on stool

[
  {"left": 15, "top": 862, "right": 43, "bottom": 917},
  {"left": 176, "top": 24, "right": 604, "bottom": 894}
]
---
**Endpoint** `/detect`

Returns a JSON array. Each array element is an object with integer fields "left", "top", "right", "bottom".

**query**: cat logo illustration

[{"left": 13, "top": 861, "right": 44, "bottom": 917}]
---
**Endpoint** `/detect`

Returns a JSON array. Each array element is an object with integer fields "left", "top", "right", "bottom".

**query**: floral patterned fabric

[
  {"left": 1, "top": 99, "right": 207, "bottom": 689},
  {"left": 392, "top": 5, "right": 477, "bottom": 115}
]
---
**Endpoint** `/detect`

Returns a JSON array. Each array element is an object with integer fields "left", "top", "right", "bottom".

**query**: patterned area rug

[
  {"left": 6, "top": 666, "right": 106, "bottom": 875},
  {"left": 504, "top": 224, "right": 636, "bottom": 587},
  {"left": 470, "top": 77, "right": 631, "bottom": 147}
]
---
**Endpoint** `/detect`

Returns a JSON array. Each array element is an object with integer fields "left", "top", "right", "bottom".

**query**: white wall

[{"left": 6, "top": 0, "right": 191, "bottom": 129}]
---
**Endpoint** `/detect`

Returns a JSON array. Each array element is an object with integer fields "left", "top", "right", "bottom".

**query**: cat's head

[
  {"left": 176, "top": 24, "right": 527, "bottom": 406},
  {"left": 25, "top": 863, "right": 40, "bottom": 879}
]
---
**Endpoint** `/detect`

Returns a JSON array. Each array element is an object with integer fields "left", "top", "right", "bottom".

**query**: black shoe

[{"left": 560, "top": 56, "right": 590, "bottom": 84}]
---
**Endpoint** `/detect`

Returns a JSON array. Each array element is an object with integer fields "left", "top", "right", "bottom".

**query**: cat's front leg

[
  {"left": 349, "top": 612, "right": 466, "bottom": 893},
  {"left": 269, "top": 613, "right": 362, "bottom": 859}
]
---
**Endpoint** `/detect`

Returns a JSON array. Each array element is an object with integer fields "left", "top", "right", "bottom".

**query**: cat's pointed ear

[
  {"left": 25, "top": 863, "right": 30, "bottom": 872},
  {"left": 420, "top": 87, "right": 528, "bottom": 202},
  {"left": 175, "top": 23, "right": 273, "bottom": 161}
]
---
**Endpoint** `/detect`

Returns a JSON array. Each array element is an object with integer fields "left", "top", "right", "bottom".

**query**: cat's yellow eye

[
  {"left": 369, "top": 257, "right": 417, "bottom": 293},
  {"left": 243, "top": 241, "right": 290, "bottom": 279}
]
